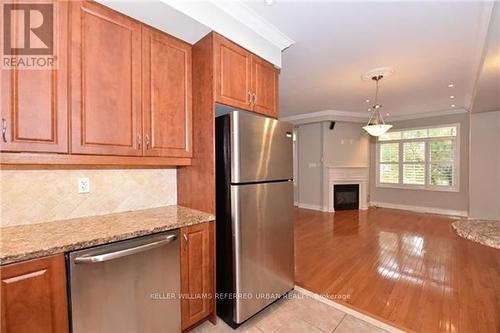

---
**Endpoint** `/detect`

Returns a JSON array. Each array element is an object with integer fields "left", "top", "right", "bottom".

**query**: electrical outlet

[{"left": 78, "top": 177, "right": 90, "bottom": 194}]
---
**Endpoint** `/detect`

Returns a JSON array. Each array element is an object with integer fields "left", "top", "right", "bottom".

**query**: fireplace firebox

[{"left": 333, "top": 184, "right": 359, "bottom": 210}]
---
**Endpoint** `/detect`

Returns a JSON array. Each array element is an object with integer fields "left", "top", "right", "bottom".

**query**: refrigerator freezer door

[
  {"left": 231, "top": 181, "right": 294, "bottom": 323},
  {"left": 230, "top": 111, "right": 293, "bottom": 183}
]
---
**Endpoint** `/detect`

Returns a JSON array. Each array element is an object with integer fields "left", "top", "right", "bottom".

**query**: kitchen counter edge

[{"left": 0, "top": 205, "right": 215, "bottom": 265}]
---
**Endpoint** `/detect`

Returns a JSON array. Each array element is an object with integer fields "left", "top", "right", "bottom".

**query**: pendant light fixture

[{"left": 362, "top": 75, "right": 393, "bottom": 136}]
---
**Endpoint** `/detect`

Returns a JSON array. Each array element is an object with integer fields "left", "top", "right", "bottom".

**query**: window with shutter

[{"left": 377, "top": 124, "right": 459, "bottom": 191}]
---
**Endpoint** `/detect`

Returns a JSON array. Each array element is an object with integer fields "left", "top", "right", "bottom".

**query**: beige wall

[
  {"left": 296, "top": 121, "right": 369, "bottom": 209},
  {"left": 469, "top": 111, "right": 500, "bottom": 220},
  {"left": 369, "top": 113, "right": 469, "bottom": 213},
  {"left": 296, "top": 123, "right": 323, "bottom": 208},
  {"left": 322, "top": 121, "right": 370, "bottom": 167},
  {"left": 0, "top": 169, "right": 177, "bottom": 227}
]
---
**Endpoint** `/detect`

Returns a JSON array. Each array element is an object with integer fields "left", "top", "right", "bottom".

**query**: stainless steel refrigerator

[{"left": 216, "top": 109, "right": 294, "bottom": 328}]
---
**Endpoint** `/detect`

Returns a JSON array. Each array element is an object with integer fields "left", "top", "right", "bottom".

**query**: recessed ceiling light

[
  {"left": 450, "top": 95, "right": 455, "bottom": 99},
  {"left": 448, "top": 83, "right": 454, "bottom": 88},
  {"left": 365, "top": 99, "right": 370, "bottom": 103},
  {"left": 451, "top": 104, "right": 456, "bottom": 108}
]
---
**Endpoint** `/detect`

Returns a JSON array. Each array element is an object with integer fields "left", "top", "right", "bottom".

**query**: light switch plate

[{"left": 78, "top": 177, "right": 90, "bottom": 194}]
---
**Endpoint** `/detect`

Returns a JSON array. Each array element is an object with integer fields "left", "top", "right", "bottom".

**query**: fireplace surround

[{"left": 325, "top": 166, "right": 368, "bottom": 212}]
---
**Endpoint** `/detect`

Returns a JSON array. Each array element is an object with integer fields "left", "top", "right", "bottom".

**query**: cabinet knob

[{"left": 1, "top": 118, "right": 7, "bottom": 143}]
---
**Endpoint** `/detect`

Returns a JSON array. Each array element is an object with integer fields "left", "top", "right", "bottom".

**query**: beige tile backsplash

[{"left": 0, "top": 169, "right": 177, "bottom": 227}]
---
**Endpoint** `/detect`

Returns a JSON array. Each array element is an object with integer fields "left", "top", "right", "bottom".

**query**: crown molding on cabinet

[
  {"left": 95, "top": 0, "right": 211, "bottom": 44},
  {"left": 209, "top": 0, "right": 295, "bottom": 52},
  {"left": 96, "top": 0, "right": 294, "bottom": 68}
]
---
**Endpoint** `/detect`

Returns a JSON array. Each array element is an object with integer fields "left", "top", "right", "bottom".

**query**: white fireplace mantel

[{"left": 325, "top": 166, "right": 369, "bottom": 212}]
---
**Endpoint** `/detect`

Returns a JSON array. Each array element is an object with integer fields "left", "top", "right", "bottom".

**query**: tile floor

[{"left": 191, "top": 291, "right": 392, "bottom": 333}]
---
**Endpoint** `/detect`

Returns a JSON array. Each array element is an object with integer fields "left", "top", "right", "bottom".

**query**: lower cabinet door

[
  {"left": 180, "top": 221, "right": 215, "bottom": 330},
  {"left": 1, "top": 254, "right": 69, "bottom": 333}
]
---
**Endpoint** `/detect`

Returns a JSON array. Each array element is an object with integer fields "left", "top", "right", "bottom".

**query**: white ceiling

[
  {"left": 246, "top": 1, "right": 493, "bottom": 118},
  {"left": 472, "top": 2, "right": 500, "bottom": 114}
]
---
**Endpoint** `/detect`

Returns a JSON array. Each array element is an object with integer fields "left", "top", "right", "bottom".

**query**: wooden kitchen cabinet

[
  {"left": 252, "top": 56, "right": 279, "bottom": 118},
  {"left": 142, "top": 27, "right": 192, "bottom": 158},
  {"left": 1, "top": 254, "right": 69, "bottom": 333},
  {"left": 70, "top": 1, "right": 142, "bottom": 156},
  {"left": 0, "top": 1, "right": 69, "bottom": 154},
  {"left": 213, "top": 34, "right": 253, "bottom": 110},
  {"left": 180, "top": 221, "right": 215, "bottom": 330},
  {"left": 213, "top": 34, "right": 279, "bottom": 118}
]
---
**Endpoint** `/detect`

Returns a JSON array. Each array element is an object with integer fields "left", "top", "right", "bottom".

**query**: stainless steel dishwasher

[{"left": 68, "top": 231, "right": 180, "bottom": 333}]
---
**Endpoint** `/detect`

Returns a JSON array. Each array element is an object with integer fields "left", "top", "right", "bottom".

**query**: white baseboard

[
  {"left": 369, "top": 201, "right": 468, "bottom": 217},
  {"left": 297, "top": 203, "right": 324, "bottom": 211},
  {"left": 294, "top": 286, "right": 404, "bottom": 333}
]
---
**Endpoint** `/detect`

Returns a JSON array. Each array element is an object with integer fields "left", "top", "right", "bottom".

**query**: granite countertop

[{"left": 0, "top": 205, "right": 215, "bottom": 265}]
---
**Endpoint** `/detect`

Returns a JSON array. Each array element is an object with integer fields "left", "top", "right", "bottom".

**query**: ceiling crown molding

[
  {"left": 280, "top": 108, "right": 469, "bottom": 125},
  {"left": 210, "top": 0, "right": 295, "bottom": 52},
  {"left": 467, "top": 1, "right": 496, "bottom": 111},
  {"left": 280, "top": 110, "right": 368, "bottom": 125},
  {"left": 385, "top": 108, "right": 469, "bottom": 121}
]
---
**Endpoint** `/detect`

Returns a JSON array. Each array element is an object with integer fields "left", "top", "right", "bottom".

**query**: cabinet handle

[
  {"left": 1, "top": 118, "right": 7, "bottom": 143},
  {"left": 183, "top": 233, "right": 188, "bottom": 250},
  {"left": 145, "top": 134, "right": 150, "bottom": 149},
  {"left": 137, "top": 134, "right": 142, "bottom": 149},
  {"left": 253, "top": 93, "right": 257, "bottom": 106},
  {"left": 248, "top": 91, "right": 252, "bottom": 105}
]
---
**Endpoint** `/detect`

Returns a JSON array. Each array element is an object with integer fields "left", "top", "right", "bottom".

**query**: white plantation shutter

[
  {"left": 377, "top": 125, "right": 459, "bottom": 191},
  {"left": 379, "top": 143, "right": 399, "bottom": 183},
  {"left": 429, "top": 140, "right": 454, "bottom": 186},
  {"left": 403, "top": 142, "right": 425, "bottom": 185},
  {"left": 380, "top": 164, "right": 399, "bottom": 184}
]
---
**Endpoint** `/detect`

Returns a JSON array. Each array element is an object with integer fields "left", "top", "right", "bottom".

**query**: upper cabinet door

[
  {"left": 142, "top": 27, "right": 192, "bottom": 158},
  {"left": 70, "top": 1, "right": 142, "bottom": 156},
  {"left": 0, "top": 1, "right": 68, "bottom": 153},
  {"left": 252, "top": 56, "right": 278, "bottom": 118},
  {"left": 213, "top": 34, "right": 252, "bottom": 111}
]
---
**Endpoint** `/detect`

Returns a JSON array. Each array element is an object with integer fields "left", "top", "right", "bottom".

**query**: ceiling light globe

[{"left": 363, "top": 124, "right": 393, "bottom": 136}]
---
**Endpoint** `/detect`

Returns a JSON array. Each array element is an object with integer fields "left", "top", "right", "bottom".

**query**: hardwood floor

[{"left": 294, "top": 207, "right": 500, "bottom": 333}]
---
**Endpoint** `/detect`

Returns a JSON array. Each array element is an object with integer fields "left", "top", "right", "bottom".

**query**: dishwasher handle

[{"left": 74, "top": 234, "right": 177, "bottom": 264}]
